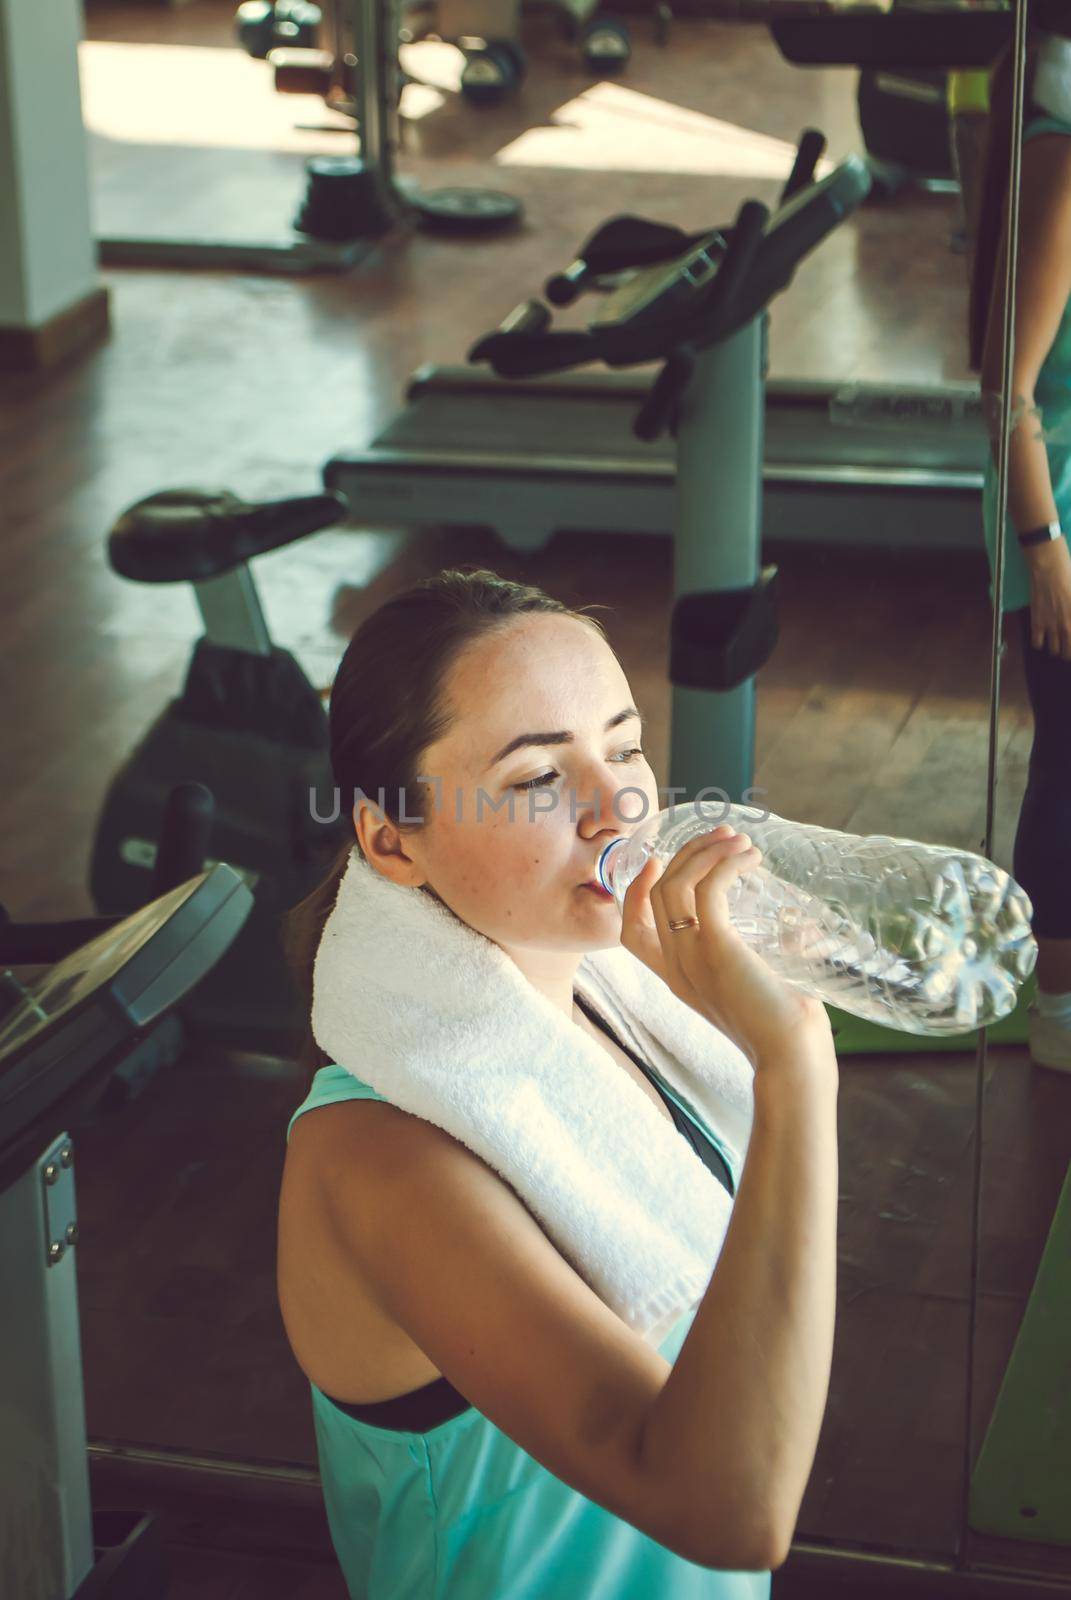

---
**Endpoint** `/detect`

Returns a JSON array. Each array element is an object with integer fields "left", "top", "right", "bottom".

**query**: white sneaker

[{"left": 1027, "top": 1004, "right": 1071, "bottom": 1074}]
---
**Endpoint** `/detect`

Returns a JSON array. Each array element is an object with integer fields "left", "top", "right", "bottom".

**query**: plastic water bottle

[{"left": 597, "top": 802, "right": 1037, "bottom": 1035}]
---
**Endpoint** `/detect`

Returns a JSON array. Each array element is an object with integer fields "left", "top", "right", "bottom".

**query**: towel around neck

[{"left": 311, "top": 846, "right": 758, "bottom": 1342}]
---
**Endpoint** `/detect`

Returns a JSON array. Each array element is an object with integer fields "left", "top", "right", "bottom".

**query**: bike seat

[{"left": 108, "top": 489, "right": 348, "bottom": 583}]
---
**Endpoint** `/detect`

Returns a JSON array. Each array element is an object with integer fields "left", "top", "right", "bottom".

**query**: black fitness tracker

[{"left": 1017, "top": 520, "right": 1064, "bottom": 549}]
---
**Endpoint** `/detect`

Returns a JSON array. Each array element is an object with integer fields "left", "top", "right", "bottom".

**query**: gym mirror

[{"left": 969, "top": 0, "right": 1071, "bottom": 1586}]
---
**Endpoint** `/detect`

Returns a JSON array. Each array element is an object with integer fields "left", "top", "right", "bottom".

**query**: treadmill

[
  {"left": 0, "top": 788, "right": 253, "bottom": 1596},
  {"left": 328, "top": 366, "right": 986, "bottom": 552},
  {"left": 341, "top": 136, "right": 873, "bottom": 801},
  {"left": 327, "top": 4, "right": 1008, "bottom": 553}
]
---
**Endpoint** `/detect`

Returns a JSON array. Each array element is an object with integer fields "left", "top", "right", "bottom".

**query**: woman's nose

[{"left": 580, "top": 770, "right": 648, "bottom": 826}]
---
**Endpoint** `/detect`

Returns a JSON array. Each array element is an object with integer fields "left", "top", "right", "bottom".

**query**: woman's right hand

[
  {"left": 619, "top": 824, "right": 834, "bottom": 1072},
  {"left": 1026, "top": 538, "right": 1071, "bottom": 661}
]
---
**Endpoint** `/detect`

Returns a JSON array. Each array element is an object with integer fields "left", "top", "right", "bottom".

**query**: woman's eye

[
  {"left": 512, "top": 748, "right": 644, "bottom": 793},
  {"left": 513, "top": 771, "right": 558, "bottom": 792}
]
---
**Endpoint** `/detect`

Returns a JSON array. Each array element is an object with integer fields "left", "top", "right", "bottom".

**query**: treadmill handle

[
  {"left": 545, "top": 216, "right": 703, "bottom": 306},
  {"left": 467, "top": 327, "right": 598, "bottom": 377},
  {"left": 780, "top": 127, "right": 826, "bottom": 206},
  {"left": 545, "top": 260, "right": 589, "bottom": 308},
  {"left": 633, "top": 343, "right": 696, "bottom": 442},
  {"left": 632, "top": 196, "right": 768, "bottom": 439},
  {"left": 690, "top": 198, "right": 769, "bottom": 354},
  {"left": 496, "top": 298, "right": 551, "bottom": 338}
]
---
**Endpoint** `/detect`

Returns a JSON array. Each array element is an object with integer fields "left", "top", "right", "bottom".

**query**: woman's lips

[{"left": 580, "top": 880, "right": 614, "bottom": 899}]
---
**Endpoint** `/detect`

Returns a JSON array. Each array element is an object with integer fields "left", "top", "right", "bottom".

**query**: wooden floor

[{"left": 3, "top": 1, "right": 1068, "bottom": 1593}]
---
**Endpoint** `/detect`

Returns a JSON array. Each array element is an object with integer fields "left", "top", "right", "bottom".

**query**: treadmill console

[
  {"left": 588, "top": 230, "right": 727, "bottom": 332},
  {"left": 586, "top": 155, "right": 869, "bottom": 341},
  {"left": 0, "top": 864, "right": 252, "bottom": 1155}
]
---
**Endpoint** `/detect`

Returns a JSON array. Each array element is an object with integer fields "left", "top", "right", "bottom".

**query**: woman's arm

[
  {"left": 316, "top": 1042, "right": 837, "bottom": 1573},
  {"left": 981, "top": 134, "right": 1071, "bottom": 536},
  {"left": 638, "top": 1043, "right": 839, "bottom": 1568}
]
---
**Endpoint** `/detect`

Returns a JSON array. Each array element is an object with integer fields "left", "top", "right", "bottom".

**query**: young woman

[
  {"left": 276, "top": 568, "right": 839, "bottom": 1597},
  {"left": 970, "top": 0, "right": 1071, "bottom": 1072}
]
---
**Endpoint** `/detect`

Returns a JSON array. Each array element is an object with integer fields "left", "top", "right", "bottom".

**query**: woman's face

[{"left": 361, "top": 614, "right": 659, "bottom": 964}]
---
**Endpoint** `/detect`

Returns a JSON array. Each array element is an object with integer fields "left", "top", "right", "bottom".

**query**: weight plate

[{"left": 410, "top": 187, "right": 523, "bottom": 233}]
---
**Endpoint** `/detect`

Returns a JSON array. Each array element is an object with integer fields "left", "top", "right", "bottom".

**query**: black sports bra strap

[{"left": 573, "top": 991, "right": 734, "bottom": 1198}]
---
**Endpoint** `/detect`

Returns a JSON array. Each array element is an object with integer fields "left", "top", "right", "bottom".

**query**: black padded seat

[{"left": 108, "top": 489, "right": 348, "bottom": 584}]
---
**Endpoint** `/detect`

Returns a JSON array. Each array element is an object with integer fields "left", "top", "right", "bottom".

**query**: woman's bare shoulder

[{"left": 287, "top": 1092, "right": 428, "bottom": 1170}]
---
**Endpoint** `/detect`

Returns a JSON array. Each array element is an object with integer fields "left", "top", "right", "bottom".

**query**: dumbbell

[{"left": 235, "top": 0, "right": 323, "bottom": 61}]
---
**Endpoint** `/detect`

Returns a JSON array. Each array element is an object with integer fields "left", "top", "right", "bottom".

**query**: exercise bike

[{"left": 90, "top": 491, "right": 352, "bottom": 1055}]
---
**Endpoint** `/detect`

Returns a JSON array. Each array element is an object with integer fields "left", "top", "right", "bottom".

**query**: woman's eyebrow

[{"left": 486, "top": 707, "right": 644, "bottom": 771}]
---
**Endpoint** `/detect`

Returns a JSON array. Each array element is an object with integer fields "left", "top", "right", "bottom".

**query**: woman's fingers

[{"left": 619, "top": 855, "right": 673, "bottom": 984}]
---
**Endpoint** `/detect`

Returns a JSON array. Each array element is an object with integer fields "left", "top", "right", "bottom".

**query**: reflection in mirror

[
  {"left": 970, "top": 0, "right": 1071, "bottom": 1580},
  {"left": 735, "top": 2, "right": 1021, "bottom": 1576}
]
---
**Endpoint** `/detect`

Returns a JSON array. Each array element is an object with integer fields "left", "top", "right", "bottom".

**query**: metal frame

[{"left": 0, "top": 1134, "right": 95, "bottom": 1595}]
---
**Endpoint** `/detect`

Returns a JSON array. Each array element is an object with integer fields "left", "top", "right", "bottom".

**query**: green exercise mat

[
  {"left": 968, "top": 1155, "right": 1071, "bottom": 1545},
  {"left": 826, "top": 975, "right": 1036, "bottom": 1056}
]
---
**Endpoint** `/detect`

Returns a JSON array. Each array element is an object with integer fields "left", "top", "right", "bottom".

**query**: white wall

[{"left": 0, "top": 0, "right": 98, "bottom": 327}]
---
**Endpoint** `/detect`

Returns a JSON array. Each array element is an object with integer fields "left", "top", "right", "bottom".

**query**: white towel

[{"left": 311, "top": 847, "right": 758, "bottom": 1344}]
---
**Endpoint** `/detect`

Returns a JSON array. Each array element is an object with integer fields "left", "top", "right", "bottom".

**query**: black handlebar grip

[
  {"left": 634, "top": 344, "right": 697, "bottom": 443},
  {"left": 545, "top": 261, "right": 588, "bottom": 306},
  {"left": 704, "top": 199, "right": 768, "bottom": 332},
  {"left": 498, "top": 298, "right": 551, "bottom": 337},
  {"left": 151, "top": 781, "right": 215, "bottom": 899},
  {"left": 781, "top": 128, "right": 826, "bottom": 205}
]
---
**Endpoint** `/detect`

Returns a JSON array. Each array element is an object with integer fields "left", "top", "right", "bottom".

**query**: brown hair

[
  {"left": 283, "top": 565, "right": 608, "bottom": 1090},
  {"left": 968, "top": 35, "right": 1041, "bottom": 373}
]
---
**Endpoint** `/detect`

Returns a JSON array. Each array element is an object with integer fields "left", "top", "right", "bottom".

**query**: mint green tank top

[
  {"left": 286, "top": 1064, "right": 772, "bottom": 1600},
  {"left": 983, "top": 114, "right": 1071, "bottom": 612}
]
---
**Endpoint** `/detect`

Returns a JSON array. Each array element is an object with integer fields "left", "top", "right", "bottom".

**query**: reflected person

[{"left": 970, "top": 0, "right": 1071, "bottom": 1071}]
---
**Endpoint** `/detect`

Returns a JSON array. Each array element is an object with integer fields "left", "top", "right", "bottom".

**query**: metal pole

[
  {"left": 965, "top": 0, "right": 1030, "bottom": 1553},
  {"left": 351, "top": 0, "right": 400, "bottom": 216},
  {"left": 669, "top": 318, "right": 765, "bottom": 806}
]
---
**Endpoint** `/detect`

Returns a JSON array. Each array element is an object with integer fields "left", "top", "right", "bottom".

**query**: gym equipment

[
  {"left": 403, "top": 0, "right": 633, "bottom": 95},
  {"left": 421, "top": 0, "right": 632, "bottom": 93},
  {"left": 768, "top": 0, "right": 1013, "bottom": 198},
  {"left": 326, "top": 366, "right": 988, "bottom": 556},
  {"left": 323, "top": 7, "right": 1005, "bottom": 561},
  {"left": 325, "top": 155, "right": 987, "bottom": 601},
  {"left": 90, "top": 490, "right": 352, "bottom": 1054},
  {"left": 235, "top": 0, "right": 324, "bottom": 59},
  {"left": 331, "top": 132, "right": 872, "bottom": 806},
  {"left": 297, "top": 155, "right": 521, "bottom": 237},
  {"left": 248, "top": 0, "right": 635, "bottom": 110},
  {"left": 857, "top": 61, "right": 957, "bottom": 190},
  {"left": 456, "top": 37, "right": 531, "bottom": 106},
  {"left": 279, "top": 0, "right": 525, "bottom": 242},
  {"left": 97, "top": 0, "right": 521, "bottom": 271},
  {"left": 0, "top": 791, "right": 253, "bottom": 1597}
]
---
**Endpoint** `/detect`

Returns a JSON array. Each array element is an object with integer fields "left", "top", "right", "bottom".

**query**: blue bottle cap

[{"left": 597, "top": 838, "right": 627, "bottom": 894}]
